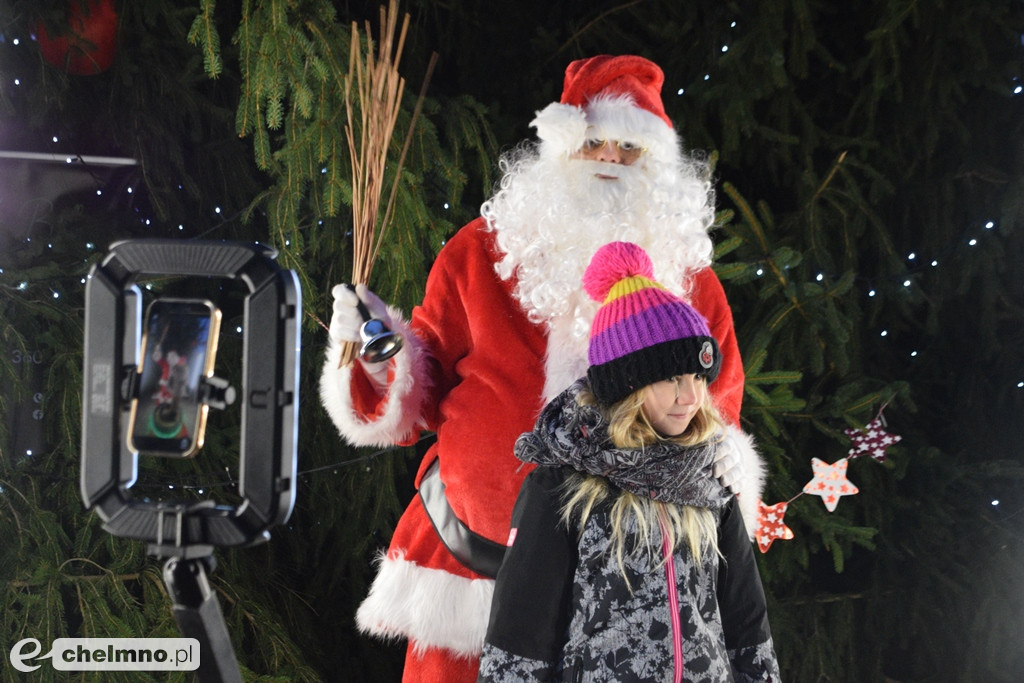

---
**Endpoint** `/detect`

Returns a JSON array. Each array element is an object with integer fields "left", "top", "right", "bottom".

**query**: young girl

[{"left": 478, "top": 242, "right": 779, "bottom": 682}]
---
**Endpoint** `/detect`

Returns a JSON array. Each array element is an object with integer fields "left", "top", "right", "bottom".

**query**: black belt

[{"left": 418, "top": 460, "right": 507, "bottom": 579}]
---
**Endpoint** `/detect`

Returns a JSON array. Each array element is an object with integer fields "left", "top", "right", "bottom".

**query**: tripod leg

[{"left": 163, "top": 556, "right": 243, "bottom": 683}]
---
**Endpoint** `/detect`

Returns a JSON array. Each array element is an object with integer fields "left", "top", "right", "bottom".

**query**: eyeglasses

[{"left": 580, "top": 139, "right": 647, "bottom": 163}]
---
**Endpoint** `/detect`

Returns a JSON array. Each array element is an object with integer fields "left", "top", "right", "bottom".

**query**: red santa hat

[{"left": 530, "top": 55, "right": 681, "bottom": 164}]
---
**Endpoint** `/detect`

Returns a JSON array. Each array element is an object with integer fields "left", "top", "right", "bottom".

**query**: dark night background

[{"left": 2, "top": 1, "right": 1023, "bottom": 681}]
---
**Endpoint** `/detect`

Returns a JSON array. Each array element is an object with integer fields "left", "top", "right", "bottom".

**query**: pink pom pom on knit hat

[{"left": 584, "top": 242, "right": 721, "bottom": 405}]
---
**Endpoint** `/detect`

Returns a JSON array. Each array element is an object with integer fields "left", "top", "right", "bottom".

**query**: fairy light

[
  {"left": 847, "top": 215, "right": 1024, "bottom": 391},
  {"left": 670, "top": 14, "right": 1010, "bottom": 393},
  {"left": 5, "top": 19, "right": 1018, "bottom": 398}
]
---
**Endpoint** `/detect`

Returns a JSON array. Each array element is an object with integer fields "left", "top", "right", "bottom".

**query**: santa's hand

[
  {"left": 713, "top": 433, "right": 745, "bottom": 494},
  {"left": 329, "top": 283, "right": 392, "bottom": 385},
  {"left": 329, "top": 283, "right": 391, "bottom": 343}
]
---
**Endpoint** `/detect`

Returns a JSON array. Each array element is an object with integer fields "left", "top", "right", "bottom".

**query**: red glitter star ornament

[
  {"left": 845, "top": 417, "right": 902, "bottom": 462},
  {"left": 755, "top": 499, "right": 795, "bottom": 553}
]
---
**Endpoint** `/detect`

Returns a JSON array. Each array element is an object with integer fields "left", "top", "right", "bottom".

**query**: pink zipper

[{"left": 659, "top": 513, "right": 683, "bottom": 683}]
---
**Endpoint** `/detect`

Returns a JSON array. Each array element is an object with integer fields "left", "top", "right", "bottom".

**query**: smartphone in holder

[{"left": 128, "top": 298, "right": 222, "bottom": 457}]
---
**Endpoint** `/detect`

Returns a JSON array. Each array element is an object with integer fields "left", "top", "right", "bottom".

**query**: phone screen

[{"left": 128, "top": 299, "right": 222, "bottom": 457}]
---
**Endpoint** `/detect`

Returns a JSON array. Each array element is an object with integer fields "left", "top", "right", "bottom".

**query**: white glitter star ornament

[{"left": 803, "top": 457, "right": 860, "bottom": 512}]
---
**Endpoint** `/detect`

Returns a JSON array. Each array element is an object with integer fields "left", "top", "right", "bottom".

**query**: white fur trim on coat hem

[
  {"left": 723, "top": 423, "right": 766, "bottom": 541},
  {"left": 355, "top": 551, "right": 494, "bottom": 657},
  {"left": 318, "top": 308, "right": 431, "bottom": 447}
]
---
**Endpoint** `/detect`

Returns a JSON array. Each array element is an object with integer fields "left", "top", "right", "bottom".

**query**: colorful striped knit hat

[{"left": 584, "top": 242, "right": 721, "bottom": 405}]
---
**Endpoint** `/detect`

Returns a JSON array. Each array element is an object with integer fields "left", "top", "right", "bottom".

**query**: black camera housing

[{"left": 81, "top": 239, "right": 300, "bottom": 552}]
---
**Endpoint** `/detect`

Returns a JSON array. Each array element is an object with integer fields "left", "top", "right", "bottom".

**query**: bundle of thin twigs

[{"left": 339, "top": 0, "right": 435, "bottom": 367}]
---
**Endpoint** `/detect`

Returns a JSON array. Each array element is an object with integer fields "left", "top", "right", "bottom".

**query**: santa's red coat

[{"left": 319, "top": 217, "right": 762, "bottom": 680}]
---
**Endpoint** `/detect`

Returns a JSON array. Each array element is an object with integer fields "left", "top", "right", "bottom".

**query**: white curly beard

[{"left": 481, "top": 145, "right": 717, "bottom": 402}]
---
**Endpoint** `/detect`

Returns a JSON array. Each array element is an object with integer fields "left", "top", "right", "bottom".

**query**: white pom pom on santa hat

[
  {"left": 530, "top": 54, "right": 681, "bottom": 164},
  {"left": 530, "top": 102, "right": 589, "bottom": 159}
]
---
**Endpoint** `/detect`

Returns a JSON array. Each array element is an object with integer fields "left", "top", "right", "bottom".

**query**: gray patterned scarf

[{"left": 515, "top": 379, "right": 732, "bottom": 509}]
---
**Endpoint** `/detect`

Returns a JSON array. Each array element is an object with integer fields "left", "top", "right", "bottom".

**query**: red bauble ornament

[{"left": 35, "top": 0, "right": 119, "bottom": 76}]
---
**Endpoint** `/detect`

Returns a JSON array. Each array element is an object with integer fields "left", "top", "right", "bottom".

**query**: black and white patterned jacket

[{"left": 478, "top": 465, "right": 780, "bottom": 682}]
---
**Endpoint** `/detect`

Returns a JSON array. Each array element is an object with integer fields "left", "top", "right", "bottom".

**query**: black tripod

[{"left": 155, "top": 542, "right": 241, "bottom": 683}]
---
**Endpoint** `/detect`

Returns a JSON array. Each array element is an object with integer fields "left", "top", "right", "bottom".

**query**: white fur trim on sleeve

[
  {"left": 318, "top": 307, "right": 432, "bottom": 447},
  {"left": 356, "top": 551, "right": 494, "bottom": 657},
  {"left": 724, "top": 423, "right": 766, "bottom": 541}
]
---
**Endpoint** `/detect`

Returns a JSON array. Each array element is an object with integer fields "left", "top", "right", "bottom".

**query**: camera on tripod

[{"left": 80, "top": 239, "right": 301, "bottom": 682}]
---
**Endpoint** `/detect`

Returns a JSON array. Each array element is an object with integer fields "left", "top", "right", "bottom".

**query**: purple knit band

[{"left": 589, "top": 297, "right": 712, "bottom": 366}]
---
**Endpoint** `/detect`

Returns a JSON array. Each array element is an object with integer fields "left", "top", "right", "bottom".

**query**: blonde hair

[{"left": 560, "top": 382, "right": 724, "bottom": 583}]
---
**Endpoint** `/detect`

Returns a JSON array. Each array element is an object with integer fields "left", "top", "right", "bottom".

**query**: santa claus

[{"left": 320, "top": 54, "right": 766, "bottom": 682}]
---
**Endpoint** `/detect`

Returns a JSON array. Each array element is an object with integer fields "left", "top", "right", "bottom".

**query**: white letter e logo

[{"left": 10, "top": 638, "right": 43, "bottom": 672}]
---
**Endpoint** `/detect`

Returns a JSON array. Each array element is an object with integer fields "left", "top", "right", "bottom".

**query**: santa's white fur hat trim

[{"left": 530, "top": 54, "right": 682, "bottom": 165}]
